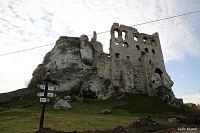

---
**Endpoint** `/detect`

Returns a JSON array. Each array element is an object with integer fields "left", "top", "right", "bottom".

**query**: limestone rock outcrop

[
  {"left": 29, "top": 35, "right": 111, "bottom": 100},
  {"left": 27, "top": 23, "right": 183, "bottom": 108}
]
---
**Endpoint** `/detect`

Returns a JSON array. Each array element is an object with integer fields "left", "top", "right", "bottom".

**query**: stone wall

[{"left": 86, "top": 23, "right": 174, "bottom": 97}]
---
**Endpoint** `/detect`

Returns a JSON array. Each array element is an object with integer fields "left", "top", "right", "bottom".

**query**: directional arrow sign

[
  {"left": 48, "top": 86, "right": 55, "bottom": 91},
  {"left": 37, "top": 92, "right": 56, "bottom": 97},
  {"left": 40, "top": 98, "right": 50, "bottom": 103},
  {"left": 38, "top": 84, "right": 45, "bottom": 90},
  {"left": 37, "top": 84, "right": 55, "bottom": 91},
  {"left": 47, "top": 93, "right": 55, "bottom": 97}
]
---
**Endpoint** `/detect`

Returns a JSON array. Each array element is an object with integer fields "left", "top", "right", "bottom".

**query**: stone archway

[{"left": 155, "top": 68, "right": 163, "bottom": 79}]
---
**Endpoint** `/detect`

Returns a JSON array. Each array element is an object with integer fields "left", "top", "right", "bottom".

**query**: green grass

[
  {"left": 115, "top": 93, "right": 184, "bottom": 114},
  {"left": 0, "top": 93, "right": 191, "bottom": 133}
]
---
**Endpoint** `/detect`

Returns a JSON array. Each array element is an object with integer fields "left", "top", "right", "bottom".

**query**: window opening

[
  {"left": 114, "top": 31, "right": 118, "bottom": 38},
  {"left": 155, "top": 68, "right": 163, "bottom": 79},
  {"left": 145, "top": 48, "right": 149, "bottom": 53},
  {"left": 136, "top": 45, "right": 140, "bottom": 50},
  {"left": 151, "top": 39, "right": 156, "bottom": 45},
  {"left": 133, "top": 36, "right": 138, "bottom": 41},
  {"left": 152, "top": 49, "right": 155, "bottom": 54},
  {"left": 142, "top": 37, "right": 147, "bottom": 43},
  {"left": 122, "top": 42, "right": 129, "bottom": 48},
  {"left": 122, "top": 31, "right": 126, "bottom": 40},
  {"left": 115, "top": 53, "right": 120, "bottom": 58},
  {"left": 141, "top": 51, "right": 146, "bottom": 56}
]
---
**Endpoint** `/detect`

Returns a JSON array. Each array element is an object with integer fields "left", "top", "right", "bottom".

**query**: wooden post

[
  {"left": 39, "top": 81, "right": 48, "bottom": 129},
  {"left": 39, "top": 71, "right": 51, "bottom": 130}
]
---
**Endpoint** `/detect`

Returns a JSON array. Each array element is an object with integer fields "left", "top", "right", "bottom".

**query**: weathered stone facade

[
  {"left": 87, "top": 23, "right": 182, "bottom": 107},
  {"left": 0, "top": 23, "right": 182, "bottom": 108},
  {"left": 94, "top": 23, "right": 173, "bottom": 94}
]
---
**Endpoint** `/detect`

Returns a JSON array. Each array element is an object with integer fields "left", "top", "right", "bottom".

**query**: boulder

[
  {"left": 54, "top": 99, "right": 72, "bottom": 110},
  {"left": 64, "top": 96, "right": 71, "bottom": 102},
  {"left": 99, "top": 109, "right": 111, "bottom": 114}
]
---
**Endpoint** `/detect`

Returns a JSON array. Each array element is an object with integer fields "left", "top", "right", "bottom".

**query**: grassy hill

[{"left": 0, "top": 93, "right": 195, "bottom": 133}]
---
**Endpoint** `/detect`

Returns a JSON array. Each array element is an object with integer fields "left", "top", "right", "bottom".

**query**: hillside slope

[{"left": 0, "top": 93, "right": 195, "bottom": 133}]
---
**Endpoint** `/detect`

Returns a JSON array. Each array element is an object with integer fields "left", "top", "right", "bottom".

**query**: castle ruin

[
  {"left": 0, "top": 23, "right": 182, "bottom": 107},
  {"left": 91, "top": 23, "right": 173, "bottom": 96}
]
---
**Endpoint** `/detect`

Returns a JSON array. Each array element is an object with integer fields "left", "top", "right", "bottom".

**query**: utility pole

[{"left": 39, "top": 71, "right": 51, "bottom": 129}]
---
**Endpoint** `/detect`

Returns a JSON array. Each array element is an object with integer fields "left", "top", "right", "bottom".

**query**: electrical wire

[
  {"left": 132, "top": 9, "right": 200, "bottom": 27},
  {"left": 0, "top": 43, "right": 54, "bottom": 56},
  {"left": 0, "top": 9, "right": 200, "bottom": 57}
]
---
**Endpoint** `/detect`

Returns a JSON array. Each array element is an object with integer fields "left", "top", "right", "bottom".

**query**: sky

[{"left": 0, "top": 0, "right": 200, "bottom": 104}]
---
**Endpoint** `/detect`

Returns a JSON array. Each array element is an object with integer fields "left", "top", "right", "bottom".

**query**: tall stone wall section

[{"left": 94, "top": 23, "right": 173, "bottom": 96}]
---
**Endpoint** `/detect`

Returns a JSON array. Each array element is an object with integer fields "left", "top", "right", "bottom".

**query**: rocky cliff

[{"left": 28, "top": 35, "right": 113, "bottom": 100}]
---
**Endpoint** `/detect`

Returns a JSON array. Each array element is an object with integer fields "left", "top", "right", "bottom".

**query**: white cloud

[
  {"left": 0, "top": 0, "right": 200, "bottom": 93},
  {"left": 180, "top": 94, "right": 200, "bottom": 105}
]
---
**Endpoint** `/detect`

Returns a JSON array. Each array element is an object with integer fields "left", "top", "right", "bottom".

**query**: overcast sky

[{"left": 0, "top": 0, "right": 200, "bottom": 104}]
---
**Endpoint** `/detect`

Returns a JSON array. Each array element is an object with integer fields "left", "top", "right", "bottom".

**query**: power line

[
  {"left": 132, "top": 9, "right": 200, "bottom": 27},
  {"left": 88, "top": 9, "right": 200, "bottom": 36},
  {"left": 0, "top": 9, "right": 200, "bottom": 57},
  {"left": 0, "top": 43, "right": 54, "bottom": 57}
]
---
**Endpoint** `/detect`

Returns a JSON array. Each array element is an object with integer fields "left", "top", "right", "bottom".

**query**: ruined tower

[{"left": 94, "top": 23, "right": 174, "bottom": 96}]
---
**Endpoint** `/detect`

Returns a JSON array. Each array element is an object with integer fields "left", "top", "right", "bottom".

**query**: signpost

[
  {"left": 38, "top": 84, "right": 56, "bottom": 91},
  {"left": 48, "top": 86, "right": 55, "bottom": 91},
  {"left": 37, "top": 92, "right": 56, "bottom": 97},
  {"left": 38, "top": 71, "right": 57, "bottom": 130},
  {"left": 37, "top": 84, "right": 45, "bottom": 90},
  {"left": 40, "top": 98, "right": 50, "bottom": 103}
]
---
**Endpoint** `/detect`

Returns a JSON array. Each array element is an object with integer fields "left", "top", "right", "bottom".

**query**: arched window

[
  {"left": 122, "top": 31, "right": 126, "bottom": 40},
  {"left": 114, "top": 31, "right": 118, "bottom": 38},
  {"left": 145, "top": 48, "right": 149, "bottom": 53},
  {"left": 136, "top": 45, "right": 140, "bottom": 50},
  {"left": 155, "top": 68, "right": 163, "bottom": 75},
  {"left": 133, "top": 36, "right": 138, "bottom": 41},
  {"left": 155, "top": 68, "right": 163, "bottom": 79},
  {"left": 152, "top": 49, "right": 155, "bottom": 54},
  {"left": 115, "top": 53, "right": 120, "bottom": 58},
  {"left": 122, "top": 42, "right": 129, "bottom": 48}
]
